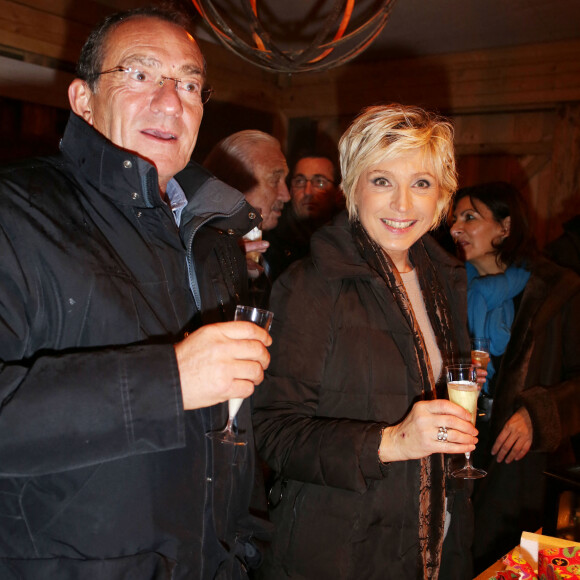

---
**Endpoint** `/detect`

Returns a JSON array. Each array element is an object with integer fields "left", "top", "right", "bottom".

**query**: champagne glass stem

[
  {"left": 224, "top": 416, "right": 235, "bottom": 435},
  {"left": 464, "top": 451, "right": 472, "bottom": 468}
]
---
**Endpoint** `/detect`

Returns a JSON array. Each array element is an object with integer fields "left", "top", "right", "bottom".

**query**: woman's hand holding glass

[
  {"left": 474, "top": 367, "right": 488, "bottom": 388},
  {"left": 378, "top": 399, "right": 478, "bottom": 463}
]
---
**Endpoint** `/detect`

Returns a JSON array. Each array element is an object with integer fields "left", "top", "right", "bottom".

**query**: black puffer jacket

[
  {"left": 0, "top": 113, "right": 265, "bottom": 579},
  {"left": 253, "top": 213, "right": 472, "bottom": 580}
]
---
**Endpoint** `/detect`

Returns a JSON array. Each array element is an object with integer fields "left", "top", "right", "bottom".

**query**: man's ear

[
  {"left": 501, "top": 215, "right": 511, "bottom": 238},
  {"left": 68, "top": 79, "right": 94, "bottom": 125}
]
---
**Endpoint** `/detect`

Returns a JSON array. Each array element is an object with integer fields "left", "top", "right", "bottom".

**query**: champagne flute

[
  {"left": 206, "top": 305, "right": 273, "bottom": 446},
  {"left": 470, "top": 337, "right": 490, "bottom": 372},
  {"left": 446, "top": 363, "right": 487, "bottom": 479},
  {"left": 471, "top": 337, "right": 492, "bottom": 420},
  {"left": 243, "top": 225, "right": 263, "bottom": 264}
]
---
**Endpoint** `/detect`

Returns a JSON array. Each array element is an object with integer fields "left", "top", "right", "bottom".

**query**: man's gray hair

[
  {"left": 77, "top": 6, "right": 197, "bottom": 92},
  {"left": 204, "top": 130, "right": 282, "bottom": 194}
]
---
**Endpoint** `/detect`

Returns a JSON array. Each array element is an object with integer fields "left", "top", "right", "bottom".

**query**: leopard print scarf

[{"left": 352, "top": 219, "right": 459, "bottom": 579}]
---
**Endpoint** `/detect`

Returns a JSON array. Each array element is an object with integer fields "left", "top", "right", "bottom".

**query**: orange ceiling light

[{"left": 192, "top": 0, "right": 397, "bottom": 73}]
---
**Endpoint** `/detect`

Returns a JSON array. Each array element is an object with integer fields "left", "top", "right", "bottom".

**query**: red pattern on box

[{"left": 538, "top": 546, "right": 580, "bottom": 579}]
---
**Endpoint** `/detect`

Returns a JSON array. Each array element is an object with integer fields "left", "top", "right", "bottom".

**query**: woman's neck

[
  {"left": 470, "top": 254, "right": 507, "bottom": 276},
  {"left": 384, "top": 249, "right": 413, "bottom": 273}
]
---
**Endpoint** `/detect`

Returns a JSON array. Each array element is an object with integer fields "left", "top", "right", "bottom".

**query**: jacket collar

[
  {"left": 60, "top": 112, "right": 163, "bottom": 208},
  {"left": 59, "top": 113, "right": 261, "bottom": 235},
  {"left": 176, "top": 162, "right": 258, "bottom": 231},
  {"left": 311, "top": 212, "right": 371, "bottom": 280}
]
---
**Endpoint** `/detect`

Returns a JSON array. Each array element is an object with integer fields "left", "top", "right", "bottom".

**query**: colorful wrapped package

[
  {"left": 538, "top": 545, "right": 580, "bottom": 579},
  {"left": 487, "top": 572, "right": 520, "bottom": 580},
  {"left": 503, "top": 546, "right": 537, "bottom": 579}
]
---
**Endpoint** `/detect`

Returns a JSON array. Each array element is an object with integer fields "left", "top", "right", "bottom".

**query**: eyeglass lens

[
  {"left": 95, "top": 66, "right": 212, "bottom": 105},
  {"left": 291, "top": 176, "right": 332, "bottom": 190}
]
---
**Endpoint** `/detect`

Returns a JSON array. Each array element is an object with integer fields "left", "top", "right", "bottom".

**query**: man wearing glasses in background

[
  {"left": 265, "top": 153, "right": 343, "bottom": 281},
  {"left": 0, "top": 7, "right": 271, "bottom": 579}
]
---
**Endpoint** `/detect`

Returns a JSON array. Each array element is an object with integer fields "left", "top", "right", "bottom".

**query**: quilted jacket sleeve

[{"left": 253, "top": 261, "right": 387, "bottom": 494}]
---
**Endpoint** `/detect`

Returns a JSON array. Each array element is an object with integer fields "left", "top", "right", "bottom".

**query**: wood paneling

[
  {"left": 547, "top": 104, "right": 580, "bottom": 240},
  {"left": 276, "top": 40, "right": 580, "bottom": 119},
  {"left": 3, "top": 0, "right": 580, "bottom": 120},
  {"left": 0, "top": 0, "right": 103, "bottom": 62},
  {"left": 1, "top": 0, "right": 579, "bottom": 246},
  {"left": 451, "top": 107, "right": 580, "bottom": 247}
]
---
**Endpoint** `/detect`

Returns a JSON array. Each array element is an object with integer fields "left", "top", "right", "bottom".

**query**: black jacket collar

[
  {"left": 60, "top": 112, "right": 163, "bottom": 208},
  {"left": 59, "top": 112, "right": 261, "bottom": 235}
]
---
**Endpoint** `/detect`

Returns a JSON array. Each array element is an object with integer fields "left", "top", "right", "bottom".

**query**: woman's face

[
  {"left": 354, "top": 149, "right": 440, "bottom": 272},
  {"left": 450, "top": 196, "right": 510, "bottom": 275}
]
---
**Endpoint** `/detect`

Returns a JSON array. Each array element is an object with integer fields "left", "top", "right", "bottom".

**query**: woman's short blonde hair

[{"left": 338, "top": 103, "right": 457, "bottom": 229}]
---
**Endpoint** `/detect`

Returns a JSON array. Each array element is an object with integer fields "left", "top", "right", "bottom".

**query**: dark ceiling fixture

[{"left": 192, "top": 0, "right": 397, "bottom": 74}]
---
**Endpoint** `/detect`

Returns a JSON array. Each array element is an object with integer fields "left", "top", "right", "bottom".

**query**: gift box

[
  {"left": 538, "top": 545, "right": 580, "bottom": 579},
  {"left": 520, "top": 531, "right": 579, "bottom": 572},
  {"left": 488, "top": 572, "right": 520, "bottom": 580},
  {"left": 503, "top": 546, "right": 536, "bottom": 579},
  {"left": 484, "top": 533, "right": 580, "bottom": 580}
]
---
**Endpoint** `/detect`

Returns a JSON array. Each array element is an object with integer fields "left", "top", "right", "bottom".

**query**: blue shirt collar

[{"left": 165, "top": 178, "right": 188, "bottom": 226}]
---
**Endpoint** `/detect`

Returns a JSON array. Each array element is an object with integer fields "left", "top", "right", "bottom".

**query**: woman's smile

[{"left": 355, "top": 149, "right": 440, "bottom": 272}]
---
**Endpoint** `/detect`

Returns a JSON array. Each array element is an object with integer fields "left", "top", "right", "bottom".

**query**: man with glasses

[
  {"left": 0, "top": 7, "right": 271, "bottom": 579},
  {"left": 265, "top": 154, "right": 343, "bottom": 281}
]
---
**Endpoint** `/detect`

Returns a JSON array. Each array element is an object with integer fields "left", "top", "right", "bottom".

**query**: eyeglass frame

[
  {"left": 290, "top": 174, "right": 336, "bottom": 191},
  {"left": 90, "top": 66, "right": 213, "bottom": 105}
]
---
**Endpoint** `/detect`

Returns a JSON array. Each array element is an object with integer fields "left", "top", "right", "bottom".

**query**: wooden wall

[
  {"left": 453, "top": 106, "right": 580, "bottom": 246},
  {"left": 268, "top": 40, "right": 580, "bottom": 247},
  {"left": 1, "top": 0, "right": 580, "bottom": 245}
]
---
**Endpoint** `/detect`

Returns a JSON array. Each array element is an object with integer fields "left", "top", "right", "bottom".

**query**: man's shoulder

[
  {"left": 1, "top": 152, "right": 57, "bottom": 169},
  {"left": 531, "top": 255, "right": 580, "bottom": 294},
  {"left": 178, "top": 161, "right": 245, "bottom": 212},
  {"left": 0, "top": 155, "right": 74, "bottom": 226},
  {"left": 0, "top": 155, "right": 66, "bottom": 192}
]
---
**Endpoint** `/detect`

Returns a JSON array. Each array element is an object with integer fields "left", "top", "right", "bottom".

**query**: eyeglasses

[
  {"left": 93, "top": 66, "right": 213, "bottom": 105},
  {"left": 290, "top": 175, "right": 335, "bottom": 191}
]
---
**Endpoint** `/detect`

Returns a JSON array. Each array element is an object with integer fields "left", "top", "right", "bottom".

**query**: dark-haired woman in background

[{"left": 450, "top": 182, "right": 580, "bottom": 573}]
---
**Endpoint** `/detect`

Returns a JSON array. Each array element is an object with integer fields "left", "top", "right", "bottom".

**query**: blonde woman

[{"left": 253, "top": 104, "right": 477, "bottom": 579}]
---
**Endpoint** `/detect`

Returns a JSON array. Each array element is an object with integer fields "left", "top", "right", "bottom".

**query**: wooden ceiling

[
  {"left": 4, "top": 0, "right": 580, "bottom": 64},
  {"left": 2, "top": 0, "right": 580, "bottom": 120}
]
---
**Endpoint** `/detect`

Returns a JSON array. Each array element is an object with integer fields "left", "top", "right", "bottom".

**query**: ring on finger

[{"left": 437, "top": 426, "right": 448, "bottom": 442}]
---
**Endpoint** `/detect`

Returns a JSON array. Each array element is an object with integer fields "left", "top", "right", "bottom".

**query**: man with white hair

[
  {"left": 204, "top": 129, "right": 290, "bottom": 243},
  {"left": 204, "top": 130, "right": 291, "bottom": 304}
]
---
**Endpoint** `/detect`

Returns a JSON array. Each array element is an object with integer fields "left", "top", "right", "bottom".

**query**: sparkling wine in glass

[
  {"left": 206, "top": 305, "right": 273, "bottom": 446},
  {"left": 446, "top": 364, "right": 487, "bottom": 479},
  {"left": 243, "top": 225, "right": 263, "bottom": 264},
  {"left": 470, "top": 337, "right": 490, "bottom": 372}
]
